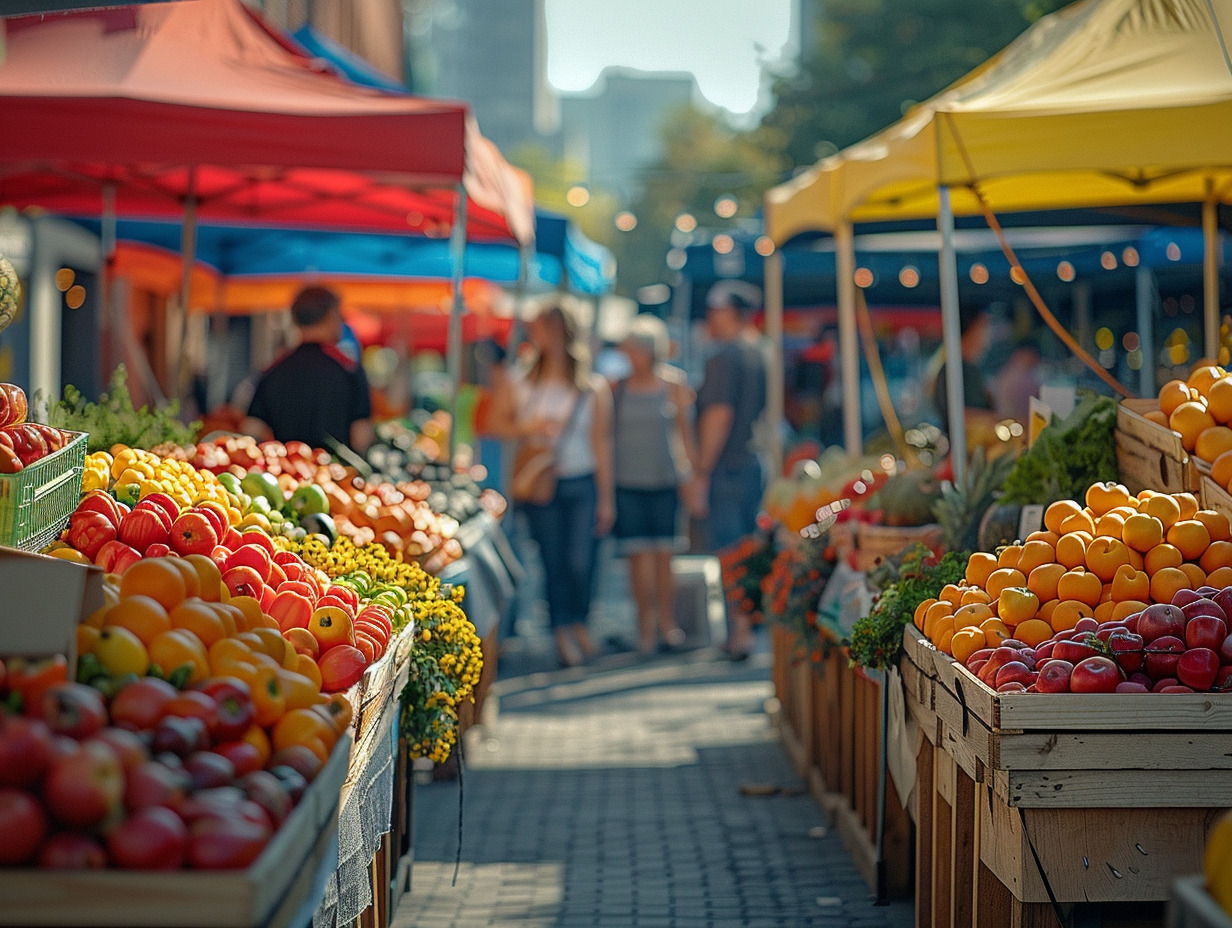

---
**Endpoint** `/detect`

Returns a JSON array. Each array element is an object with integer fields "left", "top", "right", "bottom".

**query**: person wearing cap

[
  {"left": 242, "top": 285, "right": 374, "bottom": 454},
  {"left": 686, "top": 283, "right": 767, "bottom": 659}
]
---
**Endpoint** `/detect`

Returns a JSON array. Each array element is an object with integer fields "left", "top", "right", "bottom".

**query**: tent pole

[
  {"left": 1204, "top": 179, "right": 1221, "bottom": 362},
  {"left": 101, "top": 182, "right": 116, "bottom": 380},
  {"left": 938, "top": 187, "right": 966, "bottom": 483},
  {"left": 174, "top": 166, "right": 197, "bottom": 408},
  {"left": 835, "top": 221, "right": 861, "bottom": 456},
  {"left": 447, "top": 183, "right": 468, "bottom": 465},
  {"left": 763, "top": 248, "right": 785, "bottom": 478},
  {"left": 1135, "top": 267, "right": 1155, "bottom": 398}
]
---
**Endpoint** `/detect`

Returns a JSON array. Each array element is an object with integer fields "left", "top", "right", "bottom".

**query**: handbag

[{"left": 510, "top": 389, "right": 584, "bottom": 505}]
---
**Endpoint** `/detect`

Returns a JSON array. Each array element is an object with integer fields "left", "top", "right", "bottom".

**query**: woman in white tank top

[{"left": 488, "top": 303, "right": 615, "bottom": 667}]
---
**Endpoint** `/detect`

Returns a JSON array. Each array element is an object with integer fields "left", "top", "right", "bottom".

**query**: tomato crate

[
  {"left": 1117, "top": 398, "right": 1200, "bottom": 495},
  {"left": 0, "top": 731, "right": 351, "bottom": 927},
  {"left": 0, "top": 430, "right": 87, "bottom": 551}
]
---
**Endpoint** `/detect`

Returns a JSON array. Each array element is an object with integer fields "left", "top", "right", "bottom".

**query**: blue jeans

[
  {"left": 521, "top": 474, "right": 599, "bottom": 630},
  {"left": 706, "top": 457, "right": 763, "bottom": 552}
]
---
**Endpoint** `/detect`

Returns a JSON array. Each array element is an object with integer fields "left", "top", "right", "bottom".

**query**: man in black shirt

[{"left": 242, "top": 286, "right": 374, "bottom": 453}]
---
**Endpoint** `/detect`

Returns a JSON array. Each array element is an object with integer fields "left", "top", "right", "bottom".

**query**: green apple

[
  {"left": 216, "top": 472, "right": 241, "bottom": 495},
  {"left": 240, "top": 470, "right": 284, "bottom": 510},
  {"left": 288, "top": 483, "right": 330, "bottom": 517}
]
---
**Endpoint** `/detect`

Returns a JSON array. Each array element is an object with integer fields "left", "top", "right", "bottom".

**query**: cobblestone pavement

[{"left": 395, "top": 639, "right": 915, "bottom": 928}]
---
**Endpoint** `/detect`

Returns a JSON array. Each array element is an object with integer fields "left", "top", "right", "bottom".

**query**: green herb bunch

[
  {"left": 848, "top": 544, "right": 969, "bottom": 670},
  {"left": 999, "top": 391, "right": 1118, "bottom": 506},
  {"left": 47, "top": 365, "right": 200, "bottom": 454}
]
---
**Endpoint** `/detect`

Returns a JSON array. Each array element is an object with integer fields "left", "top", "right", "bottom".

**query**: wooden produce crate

[
  {"left": 914, "top": 648, "right": 1232, "bottom": 928},
  {"left": 1117, "top": 397, "right": 1201, "bottom": 494},
  {"left": 851, "top": 522, "right": 941, "bottom": 572},
  {"left": 1201, "top": 468, "right": 1232, "bottom": 524},
  {"left": 1170, "top": 875, "right": 1232, "bottom": 928},
  {"left": 0, "top": 732, "right": 352, "bottom": 928}
]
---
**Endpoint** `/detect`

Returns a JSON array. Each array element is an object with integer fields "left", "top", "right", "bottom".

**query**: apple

[
  {"left": 223, "top": 565, "right": 265, "bottom": 600},
  {"left": 1074, "top": 617, "right": 1099, "bottom": 634},
  {"left": 111, "top": 677, "right": 180, "bottom": 732},
  {"left": 108, "top": 806, "right": 188, "bottom": 870},
  {"left": 1036, "top": 660, "right": 1074, "bottom": 693},
  {"left": 124, "top": 759, "right": 191, "bottom": 813},
  {"left": 68, "top": 510, "right": 117, "bottom": 559},
  {"left": 0, "top": 788, "right": 49, "bottom": 864},
  {"left": 1129, "top": 671, "right": 1154, "bottom": 688},
  {"left": 268, "top": 765, "right": 308, "bottom": 804},
  {"left": 225, "top": 544, "right": 272, "bottom": 582},
  {"left": 119, "top": 507, "right": 171, "bottom": 553},
  {"left": 1116, "top": 681, "right": 1150, "bottom": 693},
  {"left": 1069, "top": 656, "right": 1123, "bottom": 693},
  {"left": 1177, "top": 648, "right": 1221, "bottom": 691},
  {"left": 1160, "top": 685, "right": 1196, "bottom": 693},
  {"left": 1219, "top": 634, "right": 1232, "bottom": 665},
  {"left": 1032, "top": 642, "right": 1056, "bottom": 663},
  {"left": 997, "top": 681, "right": 1028, "bottom": 693},
  {"left": 1108, "top": 631, "right": 1146, "bottom": 673},
  {"left": 188, "top": 813, "right": 271, "bottom": 870},
  {"left": 1152, "top": 677, "right": 1180, "bottom": 692},
  {"left": 43, "top": 739, "right": 124, "bottom": 828},
  {"left": 36, "top": 683, "right": 108, "bottom": 740},
  {"left": 0, "top": 715, "right": 53, "bottom": 787},
  {"left": 184, "top": 751, "right": 237, "bottom": 791},
  {"left": 968, "top": 660, "right": 988, "bottom": 678},
  {"left": 171, "top": 511, "right": 219, "bottom": 557},
  {"left": 1214, "top": 588, "right": 1232, "bottom": 622},
  {"left": 1145, "top": 635, "right": 1186, "bottom": 679},
  {"left": 213, "top": 740, "right": 264, "bottom": 777},
  {"left": 1172, "top": 589, "right": 1205, "bottom": 608},
  {"left": 95, "top": 539, "right": 142, "bottom": 574},
  {"left": 196, "top": 677, "right": 256, "bottom": 742},
  {"left": 269, "top": 589, "right": 312, "bottom": 632},
  {"left": 162, "top": 690, "right": 218, "bottom": 728},
  {"left": 191, "top": 505, "right": 228, "bottom": 540},
  {"left": 144, "top": 542, "right": 172, "bottom": 558},
  {"left": 37, "top": 831, "right": 107, "bottom": 869},
  {"left": 75, "top": 490, "right": 126, "bottom": 529},
  {"left": 136, "top": 493, "right": 179, "bottom": 526},
  {"left": 92, "top": 727, "right": 150, "bottom": 773},
  {"left": 1215, "top": 665, "right": 1232, "bottom": 691},
  {"left": 1122, "top": 613, "right": 1141, "bottom": 634},
  {"left": 1186, "top": 615, "right": 1228, "bottom": 651},
  {"left": 152, "top": 715, "right": 209, "bottom": 758},
  {"left": 1053, "top": 639, "right": 1102, "bottom": 664},
  {"left": 238, "top": 770, "right": 292, "bottom": 827},
  {"left": 1138, "top": 603, "right": 1186, "bottom": 643},
  {"left": 1183, "top": 598, "right": 1229, "bottom": 624}
]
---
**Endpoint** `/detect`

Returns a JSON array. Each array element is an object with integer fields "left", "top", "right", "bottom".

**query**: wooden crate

[
  {"left": 0, "top": 732, "right": 352, "bottom": 927},
  {"left": 1202, "top": 470, "right": 1232, "bottom": 523},
  {"left": 1170, "top": 876, "right": 1232, "bottom": 928},
  {"left": 852, "top": 522, "right": 941, "bottom": 572},
  {"left": 1117, "top": 398, "right": 1201, "bottom": 494}
]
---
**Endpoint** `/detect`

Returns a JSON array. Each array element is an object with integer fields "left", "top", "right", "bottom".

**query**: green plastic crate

[{"left": 0, "top": 430, "right": 87, "bottom": 551}]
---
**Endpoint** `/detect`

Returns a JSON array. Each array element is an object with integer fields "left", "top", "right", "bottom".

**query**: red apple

[
  {"left": 187, "top": 814, "right": 271, "bottom": 870},
  {"left": 75, "top": 490, "right": 126, "bottom": 529},
  {"left": 36, "top": 683, "right": 107, "bottom": 740},
  {"left": 1219, "top": 634, "right": 1232, "bottom": 665},
  {"left": 996, "top": 661, "right": 1034, "bottom": 689},
  {"left": 1214, "top": 665, "right": 1232, "bottom": 691},
  {"left": 124, "top": 759, "right": 191, "bottom": 813},
  {"left": 1069, "top": 656, "right": 1123, "bottom": 693},
  {"left": 136, "top": 493, "right": 179, "bottom": 526},
  {"left": 1053, "top": 638, "right": 1102, "bottom": 664},
  {"left": 191, "top": 506, "right": 228, "bottom": 540},
  {"left": 1160, "top": 685, "right": 1196, "bottom": 693},
  {"left": 1129, "top": 671, "right": 1154, "bottom": 688},
  {"left": 144, "top": 542, "right": 172, "bottom": 558},
  {"left": 1213, "top": 588, "right": 1232, "bottom": 622},
  {"left": 92, "top": 727, "right": 149, "bottom": 773},
  {"left": 170, "top": 511, "right": 219, "bottom": 557},
  {"left": 67, "top": 509, "right": 117, "bottom": 559},
  {"left": 213, "top": 740, "right": 264, "bottom": 777},
  {"left": 1138, "top": 603, "right": 1186, "bottom": 643},
  {"left": 1121, "top": 613, "right": 1141, "bottom": 634},
  {"left": 42, "top": 740, "right": 124, "bottom": 828},
  {"left": 1171, "top": 588, "right": 1205, "bottom": 608},
  {"left": 111, "top": 677, "right": 180, "bottom": 732},
  {"left": 997, "top": 681, "right": 1028, "bottom": 693},
  {"left": 107, "top": 806, "right": 188, "bottom": 870},
  {"left": 1116, "top": 681, "right": 1150, "bottom": 693},
  {"left": 1074, "top": 617, "right": 1099, "bottom": 634},
  {"left": 94, "top": 539, "right": 142, "bottom": 574},
  {"left": 1036, "top": 659, "right": 1074, "bottom": 693},
  {"left": 1183, "top": 598, "right": 1229, "bottom": 623},
  {"left": 1186, "top": 615, "right": 1228, "bottom": 651},
  {"left": 0, "top": 788, "right": 49, "bottom": 865},
  {"left": 119, "top": 507, "right": 171, "bottom": 553},
  {"left": 1152, "top": 677, "right": 1180, "bottom": 692},
  {"left": 1145, "top": 635, "right": 1186, "bottom": 679},
  {"left": 237, "top": 770, "right": 292, "bottom": 828},
  {"left": 1109, "top": 631, "right": 1145, "bottom": 673},
  {"left": 37, "top": 831, "right": 107, "bottom": 869},
  {"left": 1177, "top": 648, "right": 1221, "bottom": 691},
  {"left": 0, "top": 715, "right": 53, "bottom": 787},
  {"left": 223, "top": 565, "right": 265, "bottom": 600},
  {"left": 1032, "top": 642, "right": 1056, "bottom": 663}
]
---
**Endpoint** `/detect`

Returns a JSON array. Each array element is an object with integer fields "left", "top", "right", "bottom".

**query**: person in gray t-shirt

[{"left": 686, "top": 284, "right": 767, "bottom": 659}]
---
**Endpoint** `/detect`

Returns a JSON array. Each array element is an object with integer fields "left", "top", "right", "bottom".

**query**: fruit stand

[{"left": 0, "top": 372, "right": 505, "bottom": 928}]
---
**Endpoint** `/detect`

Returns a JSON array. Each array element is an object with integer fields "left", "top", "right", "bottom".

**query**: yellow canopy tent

[{"left": 764, "top": 0, "right": 1232, "bottom": 469}]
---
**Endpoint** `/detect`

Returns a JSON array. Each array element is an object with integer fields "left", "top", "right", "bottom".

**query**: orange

[
  {"left": 938, "top": 583, "right": 964, "bottom": 607},
  {"left": 1188, "top": 363, "right": 1225, "bottom": 396},
  {"left": 1049, "top": 599, "right": 1094, "bottom": 632},
  {"left": 92, "top": 626, "right": 150, "bottom": 677},
  {"left": 1056, "top": 568, "right": 1102, "bottom": 607},
  {"left": 1175, "top": 493, "right": 1201, "bottom": 520},
  {"left": 997, "top": 587, "right": 1040, "bottom": 627},
  {"left": 1150, "top": 566, "right": 1192, "bottom": 604},
  {"left": 241, "top": 725, "right": 272, "bottom": 767},
  {"left": 1044, "top": 499, "right": 1084, "bottom": 535},
  {"left": 1101, "top": 582, "right": 1115, "bottom": 603},
  {"left": 1145, "top": 410, "right": 1170, "bottom": 427},
  {"left": 1160, "top": 379, "right": 1195, "bottom": 417},
  {"left": 76, "top": 624, "right": 101, "bottom": 655},
  {"left": 276, "top": 669, "right": 324, "bottom": 712},
  {"left": 1144, "top": 543, "right": 1185, "bottom": 574},
  {"left": 1027, "top": 562, "right": 1066, "bottom": 602},
  {"left": 163, "top": 557, "right": 200, "bottom": 599},
  {"left": 1205, "top": 375, "right": 1232, "bottom": 424},
  {"left": 1167, "top": 519, "right": 1212, "bottom": 560},
  {"left": 913, "top": 598, "right": 937, "bottom": 630},
  {"left": 1025, "top": 530, "right": 1061, "bottom": 546},
  {"left": 922, "top": 601, "right": 954, "bottom": 639},
  {"left": 1055, "top": 532, "right": 1091, "bottom": 569},
  {"left": 296, "top": 653, "right": 324, "bottom": 690},
  {"left": 959, "top": 587, "right": 992, "bottom": 607},
  {"left": 996, "top": 545, "right": 1023, "bottom": 570},
  {"left": 1109, "top": 564, "right": 1150, "bottom": 603},
  {"left": 1122, "top": 513, "right": 1165, "bottom": 553},
  {"left": 1084, "top": 536, "right": 1132, "bottom": 583},
  {"left": 212, "top": 604, "right": 244, "bottom": 639},
  {"left": 1171, "top": 401, "right": 1217, "bottom": 452},
  {"left": 1179, "top": 562, "right": 1208, "bottom": 589},
  {"left": 1197, "top": 510, "right": 1232, "bottom": 543},
  {"left": 980, "top": 617, "right": 1011, "bottom": 648},
  {"left": 229, "top": 595, "right": 274, "bottom": 631},
  {"left": 1059, "top": 510, "right": 1097, "bottom": 537},
  {"left": 1017, "top": 539, "right": 1057, "bottom": 574},
  {"left": 1214, "top": 450, "right": 1232, "bottom": 490},
  {"left": 104, "top": 594, "right": 171, "bottom": 645},
  {"left": 1196, "top": 427, "right": 1232, "bottom": 463},
  {"left": 954, "top": 602, "right": 994, "bottom": 629},
  {"left": 965, "top": 552, "right": 998, "bottom": 589},
  {"left": 1140, "top": 494, "right": 1183, "bottom": 530},
  {"left": 950, "top": 626, "right": 986, "bottom": 665},
  {"left": 1111, "top": 600, "right": 1149, "bottom": 621},
  {"left": 168, "top": 598, "right": 229, "bottom": 648},
  {"left": 147, "top": 628, "right": 210, "bottom": 685},
  {"left": 119, "top": 558, "right": 189, "bottom": 611},
  {"left": 1093, "top": 511, "right": 1127, "bottom": 539},
  {"left": 1014, "top": 618, "right": 1054, "bottom": 647},
  {"left": 931, "top": 616, "right": 955, "bottom": 653},
  {"left": 1127, "top": 547, "right": 1146, "bottom": 571},
  {"left": 1206, "top": 565, "right": 1232, "bottom": 588},
  {"left": 1038, "top": 599, "right": 1059, "bottom": 623},
  {"left": 1093, "top": 601, "right": 1119, "bottom": 622},
  {"left": 1086, "top": 482, "right": 1132, "bottom": 516},
  {"left": 183, "top": 554, "right": 225, "bottom": 602},
  {"left": 985, "top": 568, "right": 1027, "bottom": 601}
]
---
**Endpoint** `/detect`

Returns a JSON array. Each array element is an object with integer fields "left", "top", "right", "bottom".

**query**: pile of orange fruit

[
  {"left": 912, "top": 480, "right": 1232, "bottom": 663},
  {"left": 1154, "top": 363, "right": 1232, "bottom": 492}
]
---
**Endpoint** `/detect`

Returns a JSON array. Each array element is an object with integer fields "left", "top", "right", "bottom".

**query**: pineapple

[
  {"left": 0, "top": 254, "right": 19, "bottom": 334},
  {"left": 933, "top": 446, "right": 1017, "bottom": 552}
]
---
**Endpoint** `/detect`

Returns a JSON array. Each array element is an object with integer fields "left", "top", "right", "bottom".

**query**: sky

[{"left": 544, "top": 0, "right": 796, "bottom": 116}]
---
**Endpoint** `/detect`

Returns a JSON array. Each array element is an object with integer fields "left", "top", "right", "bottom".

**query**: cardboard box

[{"left": 0, "top": 545, "right": 104, "bottom": 669}]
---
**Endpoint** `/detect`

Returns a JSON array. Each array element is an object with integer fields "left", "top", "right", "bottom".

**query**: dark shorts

[{"left": 614, "top": 486, "right": 681, "bottom": 554}]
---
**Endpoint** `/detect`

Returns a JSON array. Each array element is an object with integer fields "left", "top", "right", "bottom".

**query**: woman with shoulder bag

[
  {"left": 613, "top": 315, "right": 695, "bottom": 657},
  {"left": 488, "top": 303, "right": 615, "bottom": 667}
]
